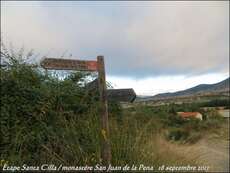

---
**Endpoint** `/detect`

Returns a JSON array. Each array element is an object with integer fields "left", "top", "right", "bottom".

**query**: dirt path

[
  {"left": 171, "top": 120, "right": 229, "bottom": 172},
  {"left": 187, "top": 136, "right": 229, "bottom": 172}
]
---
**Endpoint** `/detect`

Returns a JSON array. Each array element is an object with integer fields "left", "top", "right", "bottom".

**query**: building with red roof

[{"left": 177, "top": 112, "right": 203, "bottom": 120}]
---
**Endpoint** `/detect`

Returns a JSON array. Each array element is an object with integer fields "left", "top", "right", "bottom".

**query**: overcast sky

[{"left": 1, "top": 1, "right": 229, "bottom": 95}]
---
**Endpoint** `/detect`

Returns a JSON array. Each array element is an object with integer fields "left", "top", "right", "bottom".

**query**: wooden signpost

[{"left": 41, "top": 56, "right": 111, "bottom": 165}]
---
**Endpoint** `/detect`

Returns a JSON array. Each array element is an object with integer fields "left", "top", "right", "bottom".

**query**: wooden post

[
  {"left": 45, "top": 68, "right": 48, "bottom": 77},
  {"left": 97, "top": 56, "right": 111, "bottom": 165}
]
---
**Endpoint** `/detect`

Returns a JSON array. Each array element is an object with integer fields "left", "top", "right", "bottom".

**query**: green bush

[{"left": 0, "top": 49, "right": 105, "bottom": 165}]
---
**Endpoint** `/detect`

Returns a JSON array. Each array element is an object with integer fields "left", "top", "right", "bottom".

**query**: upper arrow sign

[{"left": 40, "top": 58, "right": 98, "bottom": 71}]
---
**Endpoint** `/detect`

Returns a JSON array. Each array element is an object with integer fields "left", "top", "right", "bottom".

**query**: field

[
  {"left": 155, "top": 118, "right": 229, "bottom": 172},
  {"left": 0, "top": 54, "right": 229, "bottom": 172},
  {"left": 122, "top": 104, "right": 229, "bottom": 171}
]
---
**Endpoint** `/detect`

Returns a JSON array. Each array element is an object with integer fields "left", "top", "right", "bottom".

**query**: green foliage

[
  {"left": 0, "top": 50, "right": 104, "bottom": 165},
  {"left": 199, "top": 99, "right": 230, "bottom": 107},
  {"left": 166, "top": 108, "right": 224, "bottom": 143},
  {"left": 133, "top": 103, "right": 225, "bottom": 144}
]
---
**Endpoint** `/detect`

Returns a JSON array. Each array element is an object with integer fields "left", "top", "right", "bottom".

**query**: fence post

[{"left": 97, "top": 56, "right": 111, "bottom": 166}]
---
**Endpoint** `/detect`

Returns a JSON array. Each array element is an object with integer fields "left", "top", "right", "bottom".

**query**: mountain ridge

[{"left": 142, "top": 77, "right": 229, "bottom": 101}]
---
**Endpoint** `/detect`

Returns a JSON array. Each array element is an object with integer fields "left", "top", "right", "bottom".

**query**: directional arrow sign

[
  {"left": 41, "top": 58, "right": 98, "bottom": 71},
  {"left": 107, "top": 89, "right": 136, "bottom": 103},
  {"left": 86, "top": 79, "right": 136, "bottom": 103}
]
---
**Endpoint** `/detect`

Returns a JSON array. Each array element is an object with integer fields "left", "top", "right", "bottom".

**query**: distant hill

[{"left": 140, "top": 77, "right": 229, "bottom": 101}]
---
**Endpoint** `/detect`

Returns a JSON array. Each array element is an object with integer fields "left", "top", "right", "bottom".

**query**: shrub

[{"left": 166, "top": 128, "right": 190, "bottom": 142}]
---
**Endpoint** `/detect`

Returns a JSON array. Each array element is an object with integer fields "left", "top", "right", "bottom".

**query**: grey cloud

[{"left": 1, "top": 1, "right": 229, "bottom": 78}]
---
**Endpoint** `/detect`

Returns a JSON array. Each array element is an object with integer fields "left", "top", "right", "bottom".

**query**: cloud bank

[{"left": 1, "top": 1, "right": 229, "bottom": 78}]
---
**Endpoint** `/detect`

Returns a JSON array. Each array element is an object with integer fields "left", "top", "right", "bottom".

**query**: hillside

[{"left": 140, "top": 77, "right": 229, "bottom": 101}]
